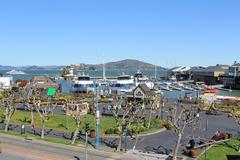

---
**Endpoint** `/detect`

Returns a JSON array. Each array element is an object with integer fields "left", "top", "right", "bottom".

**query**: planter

[
  {"left": 224, "top": 133, "right": 229, "bottom": 140},
  {"left": 228, "top": 133, "right": 233, "bottom": 139},
  {"left": 190, "top": 148, "right": 201, "bottom": 158},
  {"left": 90, "top": 130, "right": 96, "bottom": 138},
  {"left": 183, "top": 149, "right": 191, "bottom": 156}
]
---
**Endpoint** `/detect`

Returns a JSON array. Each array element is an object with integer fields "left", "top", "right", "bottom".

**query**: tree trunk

[
  {"left": 41, "top": 116, "right": 45, "bottom": 139},
  {"left": 4, "top": 116, "right": 10, "bottom": 132},
  {"left": 31, "top": 110, "right": 34, "bottom": 126},
  {"left": 158, "top": 106, "right": 162, "bottom": 120},
  {"left": 148, "top": 107, "right": 153, "bottom": 128},
  {"left": 173, "top": 133, "right": 182, "bottom": 160},
  {"left": 117, "top": 135, "right": 122, "bottom": 152},
  {"left": 71, "top": 120, "right": 80, "bottom": 144},
  {"left": 133, "top": 134, "right": 139, "bottom": 151}
]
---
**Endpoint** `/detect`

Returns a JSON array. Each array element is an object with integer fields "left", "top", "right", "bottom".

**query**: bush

[
  {"left": 150, "top": 119, "right": 162, "bottom": 129},
  {"left": 129, "top": 124, "right": 145, "bottom": 134},
  {"left": 105, "top": 127, "right": 119, "bottom": 135},
  {"left": 161, "top": 120, "right": 172, "bottom": 130}
]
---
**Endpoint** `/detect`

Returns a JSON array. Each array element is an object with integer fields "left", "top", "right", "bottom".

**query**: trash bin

[{"left": 90, "top": 130, "right": 96, "bottom": 138}]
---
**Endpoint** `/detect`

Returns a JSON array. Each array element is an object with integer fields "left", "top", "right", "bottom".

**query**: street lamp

[{"left": 94, "top": 81, "right": 100, "bottom": 149}]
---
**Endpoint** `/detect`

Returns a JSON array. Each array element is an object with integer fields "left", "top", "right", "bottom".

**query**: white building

[{"left": 0, "top": 76, "right": 13, "bottom": 89}]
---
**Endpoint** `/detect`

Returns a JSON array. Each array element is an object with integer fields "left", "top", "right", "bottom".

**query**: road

[
  {"left": 127, "top": 111, "right": 240, "bottom": 154},
  {"left": 1, "top": 108, "right": 239, "bottom": 159},
  {"left": 0, "top": 135, "right": 141, "bottom": 160}
]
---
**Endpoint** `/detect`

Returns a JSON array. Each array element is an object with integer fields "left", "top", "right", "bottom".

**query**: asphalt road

[
  {"left": 0, "top": 135, "right": 141, "bottom": 160},
  {"left": 1, "top": 106, "right": 239, "bottom": 159},
  {"left": 127, "top": 111, "right": 240, "bottom": 154}
]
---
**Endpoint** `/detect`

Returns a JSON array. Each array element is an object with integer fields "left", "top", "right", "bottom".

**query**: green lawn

[
  {"left": 0, "top": 130, "right": 90, "bottom": 148},
  {"left": 0, "top": 108, "right": 116, "bottom": 135},
  {"left": 198, "top": 139, "right": 240, "bottom": 160},
  {"left": 0, "top": 108, "right": 162, "bottom": 135}
]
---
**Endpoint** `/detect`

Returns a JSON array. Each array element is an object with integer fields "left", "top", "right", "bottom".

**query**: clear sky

[{"left": 0, "top": 0, "right": 239, "bottom": 67}]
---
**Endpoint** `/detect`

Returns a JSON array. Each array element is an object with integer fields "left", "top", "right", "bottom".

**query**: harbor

[
  {"left": 1, "top": 1, "right": 240, "bottom": 159},
  {"left": 1, "top": 67, "right": 240, "bottom": 100}
]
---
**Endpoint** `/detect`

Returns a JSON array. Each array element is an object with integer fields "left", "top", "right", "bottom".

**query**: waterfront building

[
  {"left": 0, "top": 75, "right": 13, "bottom": 89},
  {"left": 191, "top": 65, "right": 228, "bottom": 85},
  {"left": 31, "top": 76, "right": 59, "bottom": 89},
  {"left": 220, "top": 62, "right": 240, "bottom": 89},
  {"left": 169, "top": 66, "right": 191, "bottom": 81}
]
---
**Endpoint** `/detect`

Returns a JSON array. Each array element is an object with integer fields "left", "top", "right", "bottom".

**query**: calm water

[
  {"left": 1, "top": 69, "right": 240, "bottom": 98},
  {"left": 0, "top": 69, "right": 167, "bottom": 81}
]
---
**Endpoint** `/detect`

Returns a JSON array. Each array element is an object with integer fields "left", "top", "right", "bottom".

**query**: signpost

[
  {"left": 47, "top": 87, "right": 56, "bottom": 97},
  {"left": 84, "top": 122, "right": 90, "bottom": 160}
]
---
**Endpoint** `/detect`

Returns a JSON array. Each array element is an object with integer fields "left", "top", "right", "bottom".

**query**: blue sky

[{"left": 0, "top": 0, "right": 239, "bottom": 67}]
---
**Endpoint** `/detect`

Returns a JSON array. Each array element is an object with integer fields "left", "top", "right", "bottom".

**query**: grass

[
  {"left": 0, "top": 129, "right": 90, "bottom": 148},
  {"left": 0, "top": 108, "right": 162, "bottom": 136},
  {"left": 198, "top": 139, "right": 240, "bottom": 160}
]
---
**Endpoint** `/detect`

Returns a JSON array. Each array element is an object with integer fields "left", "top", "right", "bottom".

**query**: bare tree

[
  {"left": 132, "top": 104, "right": 147, "bottom": 151},
  {"left": 166, "top": 103, "right": 199, "bottom": 160},
  {"left": 111, "top": 96, "right": 144, "bottom": 152},
  {"left": 34, "top": 89, "right": 57, "bottom": 139},
  {"left": 22, "top": 87, "right": 36, "bottom": 127},
  {"left": 146, "top": 92, "right": 162, "bottom": 127},
  {"left": 0, "top": 89, "right": 16, "bottom": 132},
  {"left": 63, "top": 100, "right": 89, "bottom": 144}
]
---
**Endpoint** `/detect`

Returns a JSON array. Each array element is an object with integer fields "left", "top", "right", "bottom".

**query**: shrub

[{"left": 161, "top": 120, "right": 172, "bottom": 130}]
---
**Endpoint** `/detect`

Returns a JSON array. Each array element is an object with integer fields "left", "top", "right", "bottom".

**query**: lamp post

[{"left": 95, "top": 81, "right": 100, "bottom": 149}]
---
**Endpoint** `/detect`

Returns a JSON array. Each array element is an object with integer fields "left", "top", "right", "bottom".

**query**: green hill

[{"left": 94, "top": 59, "right": 165, "bottom": 71}]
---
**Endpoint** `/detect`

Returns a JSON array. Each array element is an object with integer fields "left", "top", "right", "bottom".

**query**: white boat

[
  {"left": 134, "top": 71, "right": 154, "bottom": 89},
  {"left": 217, "top": 87, "right": 232, "bottom": 92},
  {"left": 71, "top": 74, "right": 95, "bottom": 93},
  {"left": 183, "top": 85, "right": 195, "bottom": 91},
  {"left": 159, "top": 85, "right": 172, "bottom": 91},
  {"left": 194, "top": 86, "right": 204, "bottom": 90},
  {"left": 171, "top": 85, "right": 183, "bottom": 91},
  {"left": 6, "top": 69, "right": 26, "bottom": 75},
  {"left": 110, "top": 74, "right": 135, "bottom": 94}
]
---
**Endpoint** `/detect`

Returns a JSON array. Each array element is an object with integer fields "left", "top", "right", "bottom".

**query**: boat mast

[
  {"left": 102, "top": 54, "right": 106, "bottom": 80},
  {"left": 155, "top": 65, "right": 157, "bottom": 79}
]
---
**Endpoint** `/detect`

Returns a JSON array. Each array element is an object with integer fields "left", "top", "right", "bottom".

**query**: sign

[
  {"left": 134, "top": 88, "right": 144, "bottom": 98},
  {"left": 47, "top": 87, "right": 56, "bottom": 96}
]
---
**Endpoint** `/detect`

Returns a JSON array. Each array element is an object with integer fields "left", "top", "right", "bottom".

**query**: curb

[
  {"left": 102, "top": 128, "right": 167, "bottom": 138},
  {"left": 197, "top": 139, "right": 230, "bottom": 159},
  {"left": 0, "top": 133, "right": 137, "bottom": 158}
]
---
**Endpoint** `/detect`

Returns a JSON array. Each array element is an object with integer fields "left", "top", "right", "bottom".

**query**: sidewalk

[{"left": 0, "top": 122, "right": 166, "bottom": 151}]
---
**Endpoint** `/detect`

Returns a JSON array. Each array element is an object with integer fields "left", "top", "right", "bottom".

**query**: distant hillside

[
  {"left": 19, "top": 65, "right": 63, "bottom": 70},
  {"left": 94, "top": 59, "right": 165, "bottom": 71},
  {"left": 0, "top": 59, "right": 165, "bottom": 71},
  {"left": 0, "top": 65, "right": 63, "bottom": 70},
  {"left": 0, "top": 65, "right": 15, "bottom": 70}
]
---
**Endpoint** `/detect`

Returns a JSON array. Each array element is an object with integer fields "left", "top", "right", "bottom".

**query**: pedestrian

[
  {"left": 21, "top": 125, "right": 25, "bottom": 134},
  {"left": 189, "top": 139, "right": 195, "bottom": 149}
]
